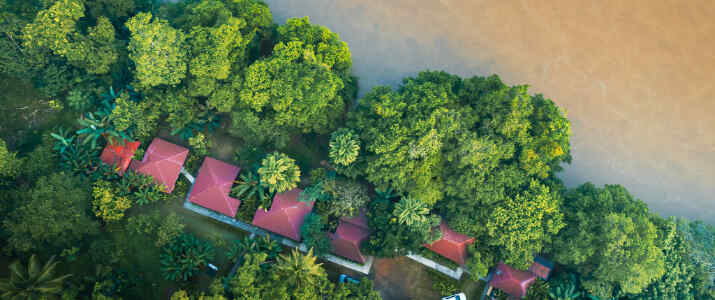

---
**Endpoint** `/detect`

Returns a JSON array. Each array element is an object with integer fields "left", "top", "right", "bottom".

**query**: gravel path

[{"left": 263, "top": 0, "right": 715, "bottom": 223}]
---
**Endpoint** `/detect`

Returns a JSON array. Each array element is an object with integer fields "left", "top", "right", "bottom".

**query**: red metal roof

[
  {"left": 189, "top": 157, "right": 241, "bottom": 217},
  {"left": 330, "top": 210, "right": 370, "bottom": 263},
  {"left": 489, "top": 262, "right": 537, "bottom": 298},
  {"left": 252, "top": 188, "right": 313, "bottom": 241},
  {"left": 423, "top": 220, "right": 475, "bottom": 265},
  {"left": 129, "top": 138, "right": 188, "bottom": 193},
  {"left": 100, "top": 139, "right": 140, "bottom": 175},
  {"left": 528, "top": 256, "right": 554, "bottom": 280}
]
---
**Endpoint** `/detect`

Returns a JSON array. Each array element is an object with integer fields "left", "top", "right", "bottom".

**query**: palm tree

[
  {"left": 0, "top": 255, "right": 72, "bottom": 300},
  {"left": 329, "top": 128, "right": 360, "bottom": 166},
  {"left": 274, "top": 248, "right": 325, "bottom": 290},
  {"left": 258, "top": 152, "right": 301, "bottom": 194},
  {"left": 231, "top": 170, "right": 273, "bottom": 210},
  {"left": 393, "top": 196, "right": 430, "bottom": 227}
]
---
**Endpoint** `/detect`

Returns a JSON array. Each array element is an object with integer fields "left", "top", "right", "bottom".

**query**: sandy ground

[{"left": 263, "top": 0, "right": 715, "bottom": 223}]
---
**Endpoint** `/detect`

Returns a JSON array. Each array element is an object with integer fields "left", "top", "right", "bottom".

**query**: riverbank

[{"left": 263, "top": 0, "right": 715, "bottom": 223}]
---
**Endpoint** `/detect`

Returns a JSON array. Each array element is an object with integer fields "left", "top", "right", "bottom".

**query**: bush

[
  {"left": 300, "top": 213, "right": 333, "bottom": 257},
  {"left": 66, "top": 88, "right": 93, "bottom": 111},
  {"left": 427, "top": 268, "right": 459, "bottom": 297},
  {"left": 160, "top": 233, "right": 215, "bottom": 281}
]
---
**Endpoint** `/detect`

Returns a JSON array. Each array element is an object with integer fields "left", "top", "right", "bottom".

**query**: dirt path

[{"left": 264, "top": 0, "right": 715, "bottom": 223}]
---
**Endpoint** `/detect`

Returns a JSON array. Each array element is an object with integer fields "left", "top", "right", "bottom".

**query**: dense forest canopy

[{"left": 0, "top": 0, "right": 712, "bottom": 299}]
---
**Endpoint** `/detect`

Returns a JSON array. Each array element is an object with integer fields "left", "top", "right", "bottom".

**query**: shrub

[
  {"left": 92, "top": 180, "right": 132, "bottom": 222},
  {"left": 300, "top": 213, "right": 333, "bottom": 257},
  {"left": 160, "top": 233, "right": 215, "bottom": 281}
]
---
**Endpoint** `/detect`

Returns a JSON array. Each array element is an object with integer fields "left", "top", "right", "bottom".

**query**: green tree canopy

[
  {"left": 349, "top": 72, "right": 570, "bottom": 266},
  {"left": 22, "top": 0, "right": 118, "bottom": 74},
  {"left": 553, "top": 183, "right": 666, "bottom": 298},
  {"left": 178, "top": 0, "right": 273, "bottom": 107},
  {"left": 3, "top": 172, "right": 99, "bottom": 253},
  {"left": 0, "top": 138, "right": 23, "bottom": 179},
  {"left": 126, "top": 12, "right": 187, "bottom": 89},
  {"left": 230, "top": 17, "right": 352, "bottom": 147}
]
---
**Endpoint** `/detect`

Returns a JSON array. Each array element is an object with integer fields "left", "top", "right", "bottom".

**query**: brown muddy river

[{"left": 264, "top": 0, "right": 715, "bottom": 223}]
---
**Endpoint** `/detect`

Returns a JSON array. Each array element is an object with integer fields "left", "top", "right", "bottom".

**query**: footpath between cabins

[{"left": 178, "top": 167, "right": 466, "bottom": 279}]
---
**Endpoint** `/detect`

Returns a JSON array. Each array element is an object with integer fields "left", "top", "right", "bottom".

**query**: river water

[{"left": 263, "top": 0, "right": 715, "bottom": 223}]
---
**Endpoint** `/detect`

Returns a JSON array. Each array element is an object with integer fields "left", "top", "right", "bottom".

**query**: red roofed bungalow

[
  {"left": 129, "top": 138, "right": 188, "bottom": 193},
  {"left": 329, "top": 210, "right": 370, "bottom": 264},
  {"left": 100, "top": 139, "right": 140, "bottom": 175},
  {"left": 423, "top": 220, "right": 475, "bottom": 265},
  {"left": 189, "top": 157, "right": 241, "bottom": 217},
  {"left": 489, "top": 262, "right": 537, "bottom": 299},
  {"left": 252, "top": 188, "right": 313, "bottom": 241}
]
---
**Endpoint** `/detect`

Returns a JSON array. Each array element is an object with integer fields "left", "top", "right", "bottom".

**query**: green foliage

[
  {"left": 393, "top": 197, "right": 441, "bottom": 244},
  {"left": 3, "top": 173, "right": 99, "bottom": 253},
  {"left": 231, "top": 169, "right": 273, "bottom": 212},
  {"left": 0, "top": 254, "right": 72, "bottom": 300},
  {"left": 126, "top": 12, "right": 187, "bottom": 89},
  {"left": 553, "top": 183, "right": 665, "bottom": 298},
  {"left": 363, "top": 198, "right": 433, "bottom": 257},
  {"left": 276, "top": 16, "right": 352, "bottom": 78},
  {"left": 427, "top": 268, "right": 459, "bottom": 297},
  {"left": 464, "top": 244, "right": 490, "bottom": 279},
  {"left": 301, "top": 213, "right": 334, "bottom": 257},
  {"left": 526, "top": 279, "right": 550, "bottom": 300},
  {"left": 227, "top": 235, "right": 282, "bottom": 263},
  {"left": 332, "top": 277, "right": 383, "bottom": 300},
  {"left": 549, "top": 274, "right": 581, "bottom": 300},
  {"left": 228, "top": 252, "right": 268, "bottom": 299},
  {"left": 0, "top": 138, "right": 23, "bottom": 179},
  {"left": 22, "top": 0, "right": 118, "bottom": 74},
  {"left": 484, "top": 179, "right": 564, "bottom": 268},
  {"left": 188, "top": 132, "right": 212, "bottom": 156},
  {"left": 258, "top": 152, "right": 300, "bottom": 194},
  {"left": 156, "top": 213, "right": 185, "bottom": 248},
  {"left": 350, "top": 72, "right": 569, "bottom": 265},
  {"left": 77, "top": 111, "right": 129, "bottom": 150},
  {"left": 273, "top": 248, "right": 327, "bottom": 295},
  {"left": 329, "top": 127, "right": 360, "bottom": 166},
  {"left": 92, "top": 180, "right": 132, "bottom": 222},
  {"left": 322, "top": 178, "right": 370, "bottom": 218},
  {"left": 160, "top": 233, "right": 215, "bottom": 282},
  {"left": 109, "top": 94, "right": 159, "bottom": 141},
  {"left": 66, "top": 87, "right": 93, "bottom": 111},
  {"left": 230, "top": 16, "right": 352, "bottom": 147},
  {"left": 394, "top": 196, "right": 430, "bottom": 227}
]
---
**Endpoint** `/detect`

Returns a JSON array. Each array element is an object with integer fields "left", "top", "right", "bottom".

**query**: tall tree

[
  {"left": 350, "top": 71, "right": 570, "bottom": 267},
  {"left": 3, "top": 172, "right": 99, "bottom": 253},
  {"left": 553, "top": 183, "right": 665, "bottom": 298},
  {"left": 126, "top": 12, "right": 187, "bottom": 89},
  {"left": 22, "top": 0, "right": 118, "bottom": 74},
  {"left": 230, "top": 17, "right": 352, "bottom": 147}
]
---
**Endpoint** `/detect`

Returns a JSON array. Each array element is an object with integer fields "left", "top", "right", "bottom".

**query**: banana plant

[
  {"left": 231, "top": 170, "right": 273, "bottom": 210},
  {"left": 550, "top": 282, "right": 581, "bottom": 300},
  {"left": 50, "top": 127, "right": 75, "bottom": 154},
  {"left": 76, "top": 112, "right": 129, "bottom": 149}
]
